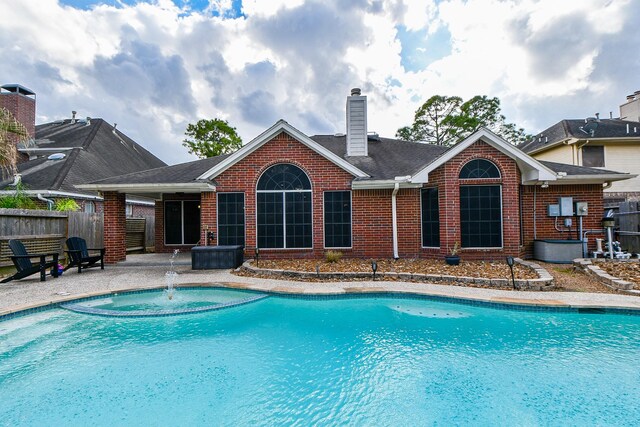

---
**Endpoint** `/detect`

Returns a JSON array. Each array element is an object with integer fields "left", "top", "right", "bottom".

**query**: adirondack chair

[
  {"left": 64, "top": 237, "right": 105, "bottom": 274},
  {"left": 1, "top": 239, "right": 59, "bottom": 283}
]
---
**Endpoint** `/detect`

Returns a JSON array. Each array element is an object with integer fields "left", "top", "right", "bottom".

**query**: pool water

[
  {"left": 1, "top": 292, "right": 639, "bottom": 426},
  {"left": 66, "top": 288, "right": 262, "bottom": 312}
]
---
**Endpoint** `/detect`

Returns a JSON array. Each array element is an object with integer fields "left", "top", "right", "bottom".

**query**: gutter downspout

[
  {"left": 37, "top": 193, "right": 55, "bottom": 210},
  {"left": 392, "top": 182, "right": 400, "bottom": 260}
]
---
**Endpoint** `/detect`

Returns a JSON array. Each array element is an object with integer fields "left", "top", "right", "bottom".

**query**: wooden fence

[
  {"left": 0, "top": 208, "right": 156, "bottom": 267},
  {"left": 617, "top": 201, "right": 640, "bottom": 254}
]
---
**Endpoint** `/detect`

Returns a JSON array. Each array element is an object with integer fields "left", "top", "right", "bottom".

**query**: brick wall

[
  {"left": 147, "top": 133, "right": 605, "bottom": 261},
  {"left": 425, "top": 140, "right": 523, "bottom": 260},
  {"left": 521, "top": 184, "right": 604, "bottom": 258},
  {"left": 0, "top": 91, "right": 35, "bottom": 148},
  {"left": 103, "top": 191, "right": 126, "bottom": 263}
]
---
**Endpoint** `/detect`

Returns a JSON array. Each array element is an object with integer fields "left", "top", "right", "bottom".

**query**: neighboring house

[
  {"left": 518, "top": 91, "right": 640, "bottom": 205},
  {"left": 0, "top": 84, "right": 166, "bottom": 215},
  {"left": 79, "top": 89, "right": 633, "bottom": 264}
]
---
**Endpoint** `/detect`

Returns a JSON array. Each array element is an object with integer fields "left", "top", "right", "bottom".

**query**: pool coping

[{"left": 2, "top": 280, "right": 640, "bottom": 321}]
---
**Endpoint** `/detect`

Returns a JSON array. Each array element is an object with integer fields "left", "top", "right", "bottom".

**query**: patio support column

[{"left": 104, "top": 191, "right": 127, "bottom": 264}]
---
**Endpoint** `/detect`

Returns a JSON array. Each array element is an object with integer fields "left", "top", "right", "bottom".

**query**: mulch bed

[
  {"left": 594, "top": 260, "right": 640, "bottom": 286},
  {"left": 241, "top": 258, "right": 538, "bottom": 280}
]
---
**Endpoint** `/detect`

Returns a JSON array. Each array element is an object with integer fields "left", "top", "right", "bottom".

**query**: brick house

[
  {"left": 0, "top": 84, "right": 165, "bottom": 215},
  {"left": 80, "top": 89, "right": 633, "bottom": 264}
]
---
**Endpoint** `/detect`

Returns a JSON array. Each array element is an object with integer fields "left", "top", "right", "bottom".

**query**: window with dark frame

[
  {"left": 324, "top": 191, "right": 351, "bottom": 248},
  {"left": 217, "top": 193, "right": 245, "bottom": 246},
  {"left": 421, "top": 188, "right": 440, "bottom": 247},
  {"left": 460, "top": 185, "right": 502, "bottom": 248},
  {"left": 459, "top": 158, "right": 501, "bottom": 179},
  {"left": 257, "top": 164, "right": 312, "bottom": 249},
  {"left": 164, "top": 200, "right": 200, "bottom": 245},
  {"left": 582, "top": 145, "right": 605, "bottom": 167}
]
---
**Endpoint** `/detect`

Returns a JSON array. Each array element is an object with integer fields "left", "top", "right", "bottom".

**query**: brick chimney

[
  {"left": 1, "top": 84, "right": 36, "bottom": 143},
  {"left": 346, "top": 87, "right": 368, "bottom": 156}
]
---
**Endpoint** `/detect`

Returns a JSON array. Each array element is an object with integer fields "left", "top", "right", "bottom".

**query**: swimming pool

[{"left": 1, "top": 289, "right": 639, "bottom": 425}]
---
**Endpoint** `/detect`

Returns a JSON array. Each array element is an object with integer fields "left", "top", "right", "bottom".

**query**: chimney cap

[
  {"left": 1, "top": 84, "right": 35, "bottom": 97},
  {"left": 635, "top": 90, "right": 640, "bottom": 96},
  {"left": 627, "top": 95, "right": 635, "bottom": 101},
  {"left": 350, "top": 87, "right": 361, "bottom": 96}
]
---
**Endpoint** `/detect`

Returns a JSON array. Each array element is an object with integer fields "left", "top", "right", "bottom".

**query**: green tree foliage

[
  {"left": 182, "top": 118, "right": 243, "bottom": 158},
  {"left": 0, "top": 182, "right": 37, "bottom": 209},
  {"left": 396, "top": 95, "right": 531, "bottom": 146},
  {"left": 0, "top": 107, "right": 29, "bottom": 178},
  {"left": 54, "top": 198, "right": 80, "bottom": 212}
]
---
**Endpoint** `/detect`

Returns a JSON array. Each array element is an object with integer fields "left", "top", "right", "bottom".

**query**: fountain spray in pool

[{"left": 165, "top": 250, "right": 180, "bottom": 300}]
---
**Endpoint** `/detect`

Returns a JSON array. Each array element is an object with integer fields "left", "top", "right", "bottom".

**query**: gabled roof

[
  {"left": 80, "top": 122, "right": 634, "bottom": 194},
  {"left": 411, "top": 127, "right": 557, "bottom": 184},
  {"left": 0, "top": 118, "right": 166, "bottom": 198},
  {"left": 518, "top": 119, "right": 640, "bottom": 154},
  {"left": 196, "top": 119, "right": 369, "bottom": 180}
]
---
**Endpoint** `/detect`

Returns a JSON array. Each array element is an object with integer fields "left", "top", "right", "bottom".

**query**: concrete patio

[{"left": 2, "top": 253, "right": 640, "bottom": 317}]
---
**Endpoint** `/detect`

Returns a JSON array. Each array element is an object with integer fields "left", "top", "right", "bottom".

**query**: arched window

[
  {"left": 459, "top": 159, "right": 500, "bottom": 179},
  {"left": 257, "top": 164, "right": 312, "bottom": 249},
  {"left": 459, "top": 159, "right": 502, "bottom": 248},
  {"left": 84, "top": 201, "right": 95, "bottom": 214}
]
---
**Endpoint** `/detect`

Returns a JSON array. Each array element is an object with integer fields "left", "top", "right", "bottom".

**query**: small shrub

[
  {"left": 325, "top": 250, "right": 343, "bottom": 263},
  {"left": 54, "top": 198, "right": 80, "bottom": 212},
  {"left": 0, "top": 183, "right": 37, "bottom": 209}
]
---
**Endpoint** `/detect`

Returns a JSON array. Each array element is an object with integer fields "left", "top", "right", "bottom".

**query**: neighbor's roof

[
  {"left": 518, "top": 119, "right": 640, "bottom": 154},
  {"left": 0, "top": 118, "right": 166, "bottom": 198},
  {"left": 79, "top": 122, "right": 632, "bottom": 194}
]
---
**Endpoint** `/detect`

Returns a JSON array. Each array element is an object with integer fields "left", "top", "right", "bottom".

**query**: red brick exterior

[
  {"left": 103, "top": 192, "right": 126, "bottom": 263},
  {"left": 521, "top": 184, "right": 604, "bottom": 258},
  {"left": 0, "top": 91, "right": 35, "bottom": 156},
  {"left": 146, "top": 133, "right": 606, "bottom": 261}
]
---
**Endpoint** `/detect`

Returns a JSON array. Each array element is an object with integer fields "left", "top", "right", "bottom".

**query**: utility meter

[{"left": 575, "top": 202, "right": 588, "bottom": 216}]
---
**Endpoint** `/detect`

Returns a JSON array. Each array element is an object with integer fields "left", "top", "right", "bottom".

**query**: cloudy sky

[{"left": 1, "top": 0, "right": 638, "bottom": 164}]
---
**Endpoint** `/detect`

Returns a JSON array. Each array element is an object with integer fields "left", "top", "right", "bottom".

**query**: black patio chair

[
  {"left": 1, "top": 239, "right": 59, "bottom": 283},
  {"left": 64, "top": 237, "right": 105, "bottom": 274}
]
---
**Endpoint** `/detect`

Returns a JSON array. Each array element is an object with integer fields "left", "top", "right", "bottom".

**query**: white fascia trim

[
  {"left": 352, "top": 180, "right": 423, "bottom": 190},
  {"left": 411, "top": 127, "right": 557, "bottom": 184},
  {"left": 0, "top": 189, "right": 103, "bottom": 200},
  {"left": 549, "top": 173, "right": 637, "bottom": 185},
  {"left": 18, "top": 147, "right": 76, "bottom": 152},
  {"left": 75, "top": 183, "right": 216, "bottom": 193},
  {"left": 196, "top": 120, "right": 369, "bottom": 181}
]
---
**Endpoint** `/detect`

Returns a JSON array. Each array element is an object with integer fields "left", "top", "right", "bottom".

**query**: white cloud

[{"left": 0, "top": 0, "right": 638, "bottom": 164}]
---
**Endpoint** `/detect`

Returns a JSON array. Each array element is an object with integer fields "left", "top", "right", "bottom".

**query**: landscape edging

[{"left": 240, "top": 258, "right": 555, "bottom": 291}]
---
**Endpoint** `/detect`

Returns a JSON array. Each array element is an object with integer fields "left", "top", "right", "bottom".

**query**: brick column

[
  {"left": 103, "top": 191, "right": 127, "bottom": 264},
  {"left": 200, "top": 192, "right": 216, "bottom": 245}
]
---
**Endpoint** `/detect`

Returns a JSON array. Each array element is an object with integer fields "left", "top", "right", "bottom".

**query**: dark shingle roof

[
  {"left": 539, "top": 161, "right": 626, "bottom": 176},
  {"left": 519, "top": 119, "right": 640, "bottom": 153},
  {"left": 0, "top": 118, "right": 166, "bottom": 195},
  {"left": 310, "top": 135, "right": 449, "bottom": 180},
  {"left": 88, "top": 154, "right": 231, "bottom": 185},
  {"left": 85, "top": 131, "right": 627, "bottom": 187}
]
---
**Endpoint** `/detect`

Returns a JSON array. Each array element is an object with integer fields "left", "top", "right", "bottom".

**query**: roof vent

[
  {"left": 71, "top": 110, "right": 77, "bottom": 123},
  {"left": 47, "top": 153, "right": 66, "bottom": 161}
]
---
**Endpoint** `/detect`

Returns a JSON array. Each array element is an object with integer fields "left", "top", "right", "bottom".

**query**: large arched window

[
  {"left": 459, "top": 159, "right": 502, "bottom": 248},
  {"left": 257, "top": 164, "right": 312, "bottom": 249},
  {"left": 459, "top": 158, "right": 500, "bottom": 179}
]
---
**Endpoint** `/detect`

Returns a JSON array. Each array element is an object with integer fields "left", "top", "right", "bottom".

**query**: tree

[
  {"left": 0, "top": 107, "right": 29, "bottom": 178},
  {"left": 396, "top": 95, "right": 531, "bottom": 146},
  {"left": 182, "top": 118, "right": 243, "bottom": 158}
]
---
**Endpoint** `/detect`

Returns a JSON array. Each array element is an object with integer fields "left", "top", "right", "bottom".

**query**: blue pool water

[{"left": 1, "top": 290, "right": 639, "bottom": 426}]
